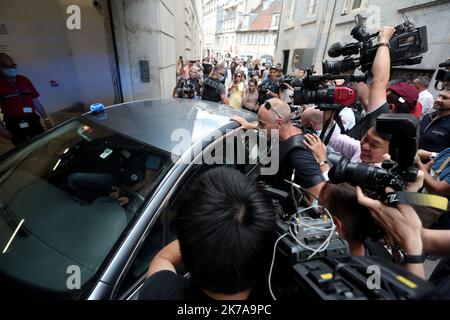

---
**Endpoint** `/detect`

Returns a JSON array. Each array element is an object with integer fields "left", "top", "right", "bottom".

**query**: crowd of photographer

[{"left": 139, "top": 16, "right": 450, "bottom": 300}]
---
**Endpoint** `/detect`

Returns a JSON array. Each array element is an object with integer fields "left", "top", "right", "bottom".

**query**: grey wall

[
  {"left": 0, "top": 0, "right": 116, "bottom": 113},
  {"left": 276, "top": 0, "right": 450, "bottom": 90},
  {"left": 111, "top": 0, "right": 183, "bottom": 101}
]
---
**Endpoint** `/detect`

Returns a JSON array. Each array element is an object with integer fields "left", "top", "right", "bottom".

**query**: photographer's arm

[
  {"left": 422, "top": 228, "right": 450, "bottom": 256},
  {"left": 368, "top": 26, "right": 396, "bottom": 113},
  {"left": 417, "top": 158, "right": 450, "bottom": 196},
  {"left": 303, "top": 134, "right": 330, "bottom": 174},
  {"left": 356, "top": 187, "right": 425, "bottom": 279},
  {"left": 146, "top": 240, "right": 183, "bottom": 278}
]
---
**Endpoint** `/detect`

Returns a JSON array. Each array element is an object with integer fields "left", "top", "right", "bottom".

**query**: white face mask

[{"left": 316, "top": 130, "right": 322, "bottom": 137}]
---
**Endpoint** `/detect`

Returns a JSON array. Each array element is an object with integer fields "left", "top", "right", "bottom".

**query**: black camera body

[
  {"left": 261, "top": 183, "right": 435, "bottom": 300},
  {"left": 177, "top": 78, "right": 196, "bottom": 99},
  {"left": 323, "top": 14, "right": 428, "bottom": 74},
  {"left": 329, "top": 113, "right": 419, "bottom": 192},
  {"left": 435, "top": 59, "right": 450, "bottom": 91},
  {"left": 291, "top": 69, "right": 365, "bottom": 110}
]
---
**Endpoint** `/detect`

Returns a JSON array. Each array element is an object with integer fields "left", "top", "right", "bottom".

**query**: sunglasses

[{"left": 264, "top": 101, "right": 283, "bottom": 120}]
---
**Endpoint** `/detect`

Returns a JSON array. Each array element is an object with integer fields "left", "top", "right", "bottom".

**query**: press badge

[
  {"left": 19, "top": 122, "right": 29, "bottom": 129},
  {"left": 23, "top": 107, "right": 33, "bottom": 113},
  {"left": 100, "top": 148, "right": 113, "bottom": 159}
]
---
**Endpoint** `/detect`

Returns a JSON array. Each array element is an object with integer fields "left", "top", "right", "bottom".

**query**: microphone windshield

[{"left": 328, "top": 42, "right": 343, "bottom": 58}]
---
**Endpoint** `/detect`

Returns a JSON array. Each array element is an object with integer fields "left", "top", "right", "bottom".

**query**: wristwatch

[
  {"left": 318, "top": 160, "right": 329, "bottom": 167},
  {"left": 397, "top": 250, "right": 427, "bottom": 265},
  {"left": 378, "top": 42, "right": 391, "bottom": 49},
  {"left": 429, "top": 152, "right": 438, "bottom": 161}
]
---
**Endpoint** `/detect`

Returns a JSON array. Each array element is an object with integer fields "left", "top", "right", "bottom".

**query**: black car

[{"left": 0, "top": 98, "right": 266, "bottom": 300}]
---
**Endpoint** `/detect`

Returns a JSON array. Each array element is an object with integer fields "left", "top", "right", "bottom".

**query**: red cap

[{"left": 388, "top": 82, "right": 419, "bottom": 108}]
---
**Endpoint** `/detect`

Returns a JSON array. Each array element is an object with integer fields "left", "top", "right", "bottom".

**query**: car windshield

[{"left": 0, "top": 118, "right": 174, "bottom": 299}]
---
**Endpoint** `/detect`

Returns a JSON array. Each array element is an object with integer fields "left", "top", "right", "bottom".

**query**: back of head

[
  {"left": 301, "top": 107, "right": 323, "bottom": 129},
  {"left": 174, "top": 167, "right": 276, "bottom": 295},
  {"left": 387, "top": 82, "right": 419, "bottom": 113},
  {"left": 319, "top": 183, "right": 377, "bottom": 246}
]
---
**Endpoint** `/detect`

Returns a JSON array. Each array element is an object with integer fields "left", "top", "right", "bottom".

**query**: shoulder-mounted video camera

[
  {"left": 260, "top": 181, "right": 435, "bottom": 300},
  {"left": 323, "top": 13, "right": 428, "bottom": 74},
  {"left": 292, "top": 69, "right": 366, "bottom": 110}
]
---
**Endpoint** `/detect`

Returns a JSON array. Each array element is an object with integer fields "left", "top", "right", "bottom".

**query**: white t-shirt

[
  {"left": 339, "top": 108, "right": 356, "bottom": 132},
  {"left": 419, "top": 89, "right": 435, "bottom": 118}
]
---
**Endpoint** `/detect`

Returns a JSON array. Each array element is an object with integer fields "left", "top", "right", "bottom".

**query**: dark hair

[
  {"left": 370, "top": 123, "right": 392, "bottom": 141},
  {"left": 173, "top": 167, "right": 276, "bottom": 294},
  {"left": 248, "top": 78, "right": 258, "bottom": 87},
  {"left": 319, "top": 183, "right": 377, "bottom": 248}
]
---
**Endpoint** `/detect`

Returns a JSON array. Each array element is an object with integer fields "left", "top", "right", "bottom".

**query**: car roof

[{"left": 83, "top": 98, "right": 257, "bottom": 156}]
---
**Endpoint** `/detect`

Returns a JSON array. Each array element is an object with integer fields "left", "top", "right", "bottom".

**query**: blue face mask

[
  {"left": 2, "top": 68, "right": 17, "bottom": 78},
  {"left": 220, "top": 76, "right": 226, "bottom": 82}
]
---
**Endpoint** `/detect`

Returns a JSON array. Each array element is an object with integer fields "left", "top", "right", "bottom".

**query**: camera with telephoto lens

[
  {"left": 322, "top": 13, "right": 428, "bottom": 74},
  {"left": 258, "top": 181, "right": 435, "bottom": 300},
  {"left": 329, "top": 113, "right": 419, "bottom": 192},
  {"left": 280, "top": 76, "right": 295, "bottom": 89},
  {"left": 292, "top": 69, "right": 366, "bottom": 110},
  {"left": 177, "top": 78, "right": 196, "bottom": 99},
  {"left": 435, "top": 59, "right": 450, "bottom": 91}
]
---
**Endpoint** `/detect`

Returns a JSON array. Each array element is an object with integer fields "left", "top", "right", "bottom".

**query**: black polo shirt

[
  {"left": 419, "top": 112, "right": 450, "bottom": 153},
  {"left": 346, "top": 102, "right": 390, "bottom": 141}
]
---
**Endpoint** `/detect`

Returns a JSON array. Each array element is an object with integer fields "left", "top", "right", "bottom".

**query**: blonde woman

[{"left": 228, "top": 72, "right": 245, "bottom": 109}]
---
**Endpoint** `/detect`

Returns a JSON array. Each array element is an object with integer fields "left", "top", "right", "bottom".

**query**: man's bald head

[
  {"left": 301, "top": 107, "right": 323, "bottom": 131},
  {"left": 259, "top": 98, "right": 291, "bottom": 122}
]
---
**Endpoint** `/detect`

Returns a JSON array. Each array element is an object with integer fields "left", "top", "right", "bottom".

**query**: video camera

[
  {"left": 177, "top": 78, "right": 197, "bottom": 99},
  {"left": 261, "top": 181, "right": 435, "bottom": 300},
  {"left": 435, "top": 59, "right": 450, "bottom": 91},
  {"left": 329, "top": 113, "right": 419, "bottom": 192},
  {"left": 323, "top": 14, "right": 428, "bottom": 74},
  {"left": 291, "top": 69, "right": 366, "bottom": 110}
]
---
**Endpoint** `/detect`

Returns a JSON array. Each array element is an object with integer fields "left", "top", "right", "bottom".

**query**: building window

[
  {"left": 307, "top": 0, "right": 317, "bottom": 17},
  {"left": 271, "top": 14, "right": 280, "bottom": 28},
  {"left": 287, "top": 0, "right": 297, "bottom": 22},
  {"left": 342, "top": 0, "right": 367, "bottom": 15}
]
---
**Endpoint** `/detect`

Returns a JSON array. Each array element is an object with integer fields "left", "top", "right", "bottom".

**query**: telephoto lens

[{"left": 328, "top": 153, "right": 404, "bottom": 191}]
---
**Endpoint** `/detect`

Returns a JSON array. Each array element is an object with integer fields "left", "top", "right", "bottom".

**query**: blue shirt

[
  {"left": 419, "top": 113, "right": 450, "bottom": 153},
  {"left": 433, "top": 147, "right": 450, "bottom": 184}
]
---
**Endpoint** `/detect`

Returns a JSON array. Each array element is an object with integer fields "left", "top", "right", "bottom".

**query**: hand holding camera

[{"left": 378, "top": 26, "right": 396, "bottom": 44}]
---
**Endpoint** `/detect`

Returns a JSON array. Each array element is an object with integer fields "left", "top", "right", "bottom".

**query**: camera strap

[{"left": 384, "top": 192, "right": 449, "bottom": 212}]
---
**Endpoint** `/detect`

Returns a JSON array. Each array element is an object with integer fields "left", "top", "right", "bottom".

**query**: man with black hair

[
  {"left": 259, "top": 66, "right": 280, "bottom": 104},
  {"left": 139, "top": 167, "right": 276, "bottom": 300},
  {"left": 419, "top": 88, "right": 450, "bottom": 153}
]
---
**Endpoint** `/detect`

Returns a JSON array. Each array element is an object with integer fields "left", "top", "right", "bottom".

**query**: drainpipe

[
  {"left": 107, "top": 0, "right": 124, "bottom": 103},
  {"left": 322, "top": 0, "right": 338, "bottom": 62},
  {"left": 312, "top": 0, "right": 331, "bottom": 71}
]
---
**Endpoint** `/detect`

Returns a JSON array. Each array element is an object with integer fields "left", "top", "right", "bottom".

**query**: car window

[
  {"left": 118, "top": 131, "right": 267, "bottom": 299},
  {"left": 0, "top": 119, "right": 174, "bottom": 299},
  {"left": 116, "top": 206, "right": 177, "bottom": 299}
]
